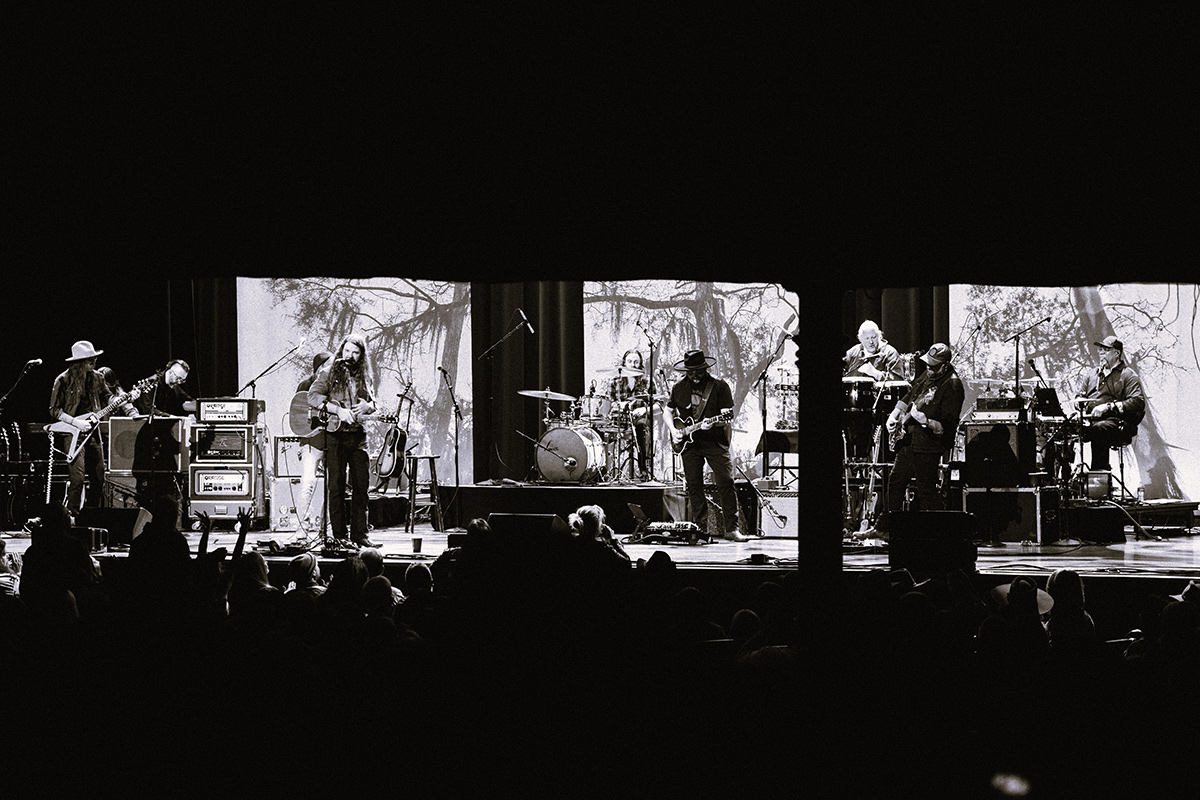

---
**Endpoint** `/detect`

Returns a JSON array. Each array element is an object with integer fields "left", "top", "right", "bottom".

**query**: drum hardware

[
  {"left": 518, "top": 426, "right": 607, "bottom": 484},
  {"left": 594, "top": 366, "right": 644, "bottom": 377}
]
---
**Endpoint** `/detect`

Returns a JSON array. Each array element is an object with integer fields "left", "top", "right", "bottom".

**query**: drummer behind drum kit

[{"left": 518, "top": 365, "right": 664, "bottom": 485}]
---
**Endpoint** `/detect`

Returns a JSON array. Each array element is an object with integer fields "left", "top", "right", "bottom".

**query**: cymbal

[
  {"left": 595, "top": 366, "right": 645, "bottom": 377},
  {"left": 518, "top": 389, "right": 576, "bottom": 402}
]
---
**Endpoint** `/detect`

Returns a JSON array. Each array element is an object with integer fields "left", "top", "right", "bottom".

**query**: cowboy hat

[
  {"left": 65, "top": 340, "right": 103, "bottom": 362},
  {"left": 1171, "top": 579, "right": 1200, "bottom": 604},
  {"left": 673, "top": 349, "right": 717, "bottom": 371},
  {"left": 990, "top": 577, "right": 1054, "bottom": 615}
]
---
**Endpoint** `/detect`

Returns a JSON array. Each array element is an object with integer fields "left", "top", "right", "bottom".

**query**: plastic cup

[{"left": 412, "top": 536, "right": 423, "bottom": 554}]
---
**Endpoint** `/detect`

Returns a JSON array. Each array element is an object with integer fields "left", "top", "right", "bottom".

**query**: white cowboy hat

[{"left": 65, "top": 340, "right": 103, "bottom": 362}]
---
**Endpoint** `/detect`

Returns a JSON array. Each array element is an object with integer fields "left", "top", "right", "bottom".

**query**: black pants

[
  {"left": 65, "top": 435, "right": 106, "bottom": 516},
  {"left": 326, "top": 430, "right": 370, "bottom": 543},
  {"left": 1082, "top": 419, "right": 1133, "bottom": 471},
  {"left": 886, "top": 446, "right": 944, "bottom": 513},
  {"left": 681, "top": 439, "right": 739, "bottom": 534}
]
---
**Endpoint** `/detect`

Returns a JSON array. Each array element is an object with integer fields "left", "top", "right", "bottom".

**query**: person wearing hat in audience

[
  {"left": 49, "top": 340, "right": 139, "bottom": 520},
  {"left": 1077, "top": 335, "right": 1145, "bottom": 472},
  {"left": 1171, "top": 579, "right": 1200, "bottom": 605},
  {"left": 666, "top": 349, "right": 747, "bottom": 541},
  {"left": 877, "top": 343, "right": 966, "bottom": 529}
]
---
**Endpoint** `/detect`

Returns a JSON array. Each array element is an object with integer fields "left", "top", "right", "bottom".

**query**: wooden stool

[{"left": 405, "top": 454, "right": 444, "bottom": 532}]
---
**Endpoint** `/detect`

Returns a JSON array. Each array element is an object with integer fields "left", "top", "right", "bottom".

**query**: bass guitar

[
  {"left": 669, "top": 408, "right": 734, "bottom": 454},
  {"left": 45, "top": 375, "right": 157, "bottom": 463}
]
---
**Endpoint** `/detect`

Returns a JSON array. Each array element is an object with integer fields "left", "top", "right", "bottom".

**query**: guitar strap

[{"left": 693, "top": 380, "right": 715, "bottom": 422}]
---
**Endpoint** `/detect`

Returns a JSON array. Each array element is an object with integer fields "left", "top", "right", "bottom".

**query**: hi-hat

[
  {"left": 595, "top": 366, "right": 644, "bottom": 377},
  {"left": 518, "top": 388, "right": 576, "bottom": 402}
]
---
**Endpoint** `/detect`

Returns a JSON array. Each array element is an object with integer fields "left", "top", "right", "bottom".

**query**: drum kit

[{"left": 518, "top": 365, "right": 665, "bottom": 484}]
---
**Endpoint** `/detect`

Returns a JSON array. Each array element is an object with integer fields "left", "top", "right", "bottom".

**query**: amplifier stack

[{"left": 188, "top": 398, "right": 267, "bottom": 522}]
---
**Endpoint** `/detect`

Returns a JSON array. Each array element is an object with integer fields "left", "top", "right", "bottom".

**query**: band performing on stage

[
  {"left": 9, "top": 331, "right": 797, "bottom": 549},
  {"left": 843, "top": 318, "right": 1156, "bottom": 545}
]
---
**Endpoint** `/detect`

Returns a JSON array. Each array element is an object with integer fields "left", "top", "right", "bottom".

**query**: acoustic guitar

[{"left": 375, "top": 386, "right": 412, "bottom": 480}]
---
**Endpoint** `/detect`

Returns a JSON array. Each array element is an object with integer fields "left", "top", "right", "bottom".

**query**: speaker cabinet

[
  {"left": 962, "top": 421, "right": 1036, "bottom": 487},
  {"left": 1066, "top": 504, "right": 1126, "bottom": 544},
  {"left": 887, "top": 510, "right": 979, "bottom": 578},
  {"left": 963, "top": 487, "right": 1062, "bottom": 544},
  {"left": 108, "top": 417, "right": 188, "bottom": 473}
]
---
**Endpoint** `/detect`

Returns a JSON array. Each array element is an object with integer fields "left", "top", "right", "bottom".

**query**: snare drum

[
  {"left": 536, "top": 426, "right": 607, "bottom": 483},
  {"left": 875, "top": 380, "right": 910, "bottom": 420},
  {"left": 843, "top": 376, "right": 875, "bottom": 414},
  {"left": 577, "top": 395, "right": 612, "bottom": 420}
]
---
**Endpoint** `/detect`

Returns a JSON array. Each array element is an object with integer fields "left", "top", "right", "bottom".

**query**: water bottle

[{"left": 1137, "top": 486, "right": 1145, "bottom": 504}]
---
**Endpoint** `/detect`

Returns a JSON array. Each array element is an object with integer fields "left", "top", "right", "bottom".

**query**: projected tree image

[
  {"left": 258, "top": 278, "right": 473, "bottom": 483},
  {"left": 951, "top": 284, "right": 1200, "bottom": 501}
]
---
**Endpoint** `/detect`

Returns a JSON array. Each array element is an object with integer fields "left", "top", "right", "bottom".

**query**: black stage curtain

[
  {"left": 471, "top": 281, "right": 583, "bottom": 483},
  {"left": 841, "top": 286, "right": 950, "bottom": 359}
]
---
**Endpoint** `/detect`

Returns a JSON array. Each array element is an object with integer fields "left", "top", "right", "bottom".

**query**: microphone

[
  {"left": 564, "top": 457, "right": 577, "bottom": 468},
  {"left": 518, "top": 308, "right": 535, "bottom": 335},
  {"left": 1027, "top": 359, "right": 1043, "bottom": 379},
  {"left": 298, "top": 336, "right": 306, "bottom": 347},
  {"left": 438, "top": 366, "right": 448, "bottom": 376},
  {"left": 26, "top": 358, "right": 42, "bottom": 366}
]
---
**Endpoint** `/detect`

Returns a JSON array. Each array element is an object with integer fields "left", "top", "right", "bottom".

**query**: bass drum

[{"left": 536, "top": 426, "right": 607, "bottom": 484}]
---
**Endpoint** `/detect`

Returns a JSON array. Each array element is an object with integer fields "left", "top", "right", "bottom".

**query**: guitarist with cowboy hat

[
  {"left": 666, "top": 349, "right": 748, "bottom": 541},
  {"left": 49, "top": 340, "right": 140, "bottom": 520},
  {"left": 877, "top": 342, "right": 966, "bottom": 533}
]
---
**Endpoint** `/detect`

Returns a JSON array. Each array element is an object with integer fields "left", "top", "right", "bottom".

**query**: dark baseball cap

[{"left": 1094, "top": 335, "right": 1123, "bottom": 352}]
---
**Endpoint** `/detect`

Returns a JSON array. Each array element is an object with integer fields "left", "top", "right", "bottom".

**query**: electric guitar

[
  {"left": 669, "top": 408, "right": 734, "bottom": 454},
  {"left": 46, "top": 375, "right": 157, "bottom": 462},
  {"left": 858, "top": 426, "right": 883, "bottom": 532}
]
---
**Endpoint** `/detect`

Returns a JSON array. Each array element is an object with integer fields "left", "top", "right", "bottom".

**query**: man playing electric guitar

[
  {"left": 667, "top": 349, "right": 749, "bottom": 541},
  {"left": 48, "top": 340, "right": 141, "bottom": 520},
  {"left": 879, "top": 343, "right": 966, "bottom": 530}
]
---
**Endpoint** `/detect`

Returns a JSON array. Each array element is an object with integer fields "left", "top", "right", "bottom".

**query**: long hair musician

[{"left": 308, "top": 333, "right": 378, "bottom": 548}]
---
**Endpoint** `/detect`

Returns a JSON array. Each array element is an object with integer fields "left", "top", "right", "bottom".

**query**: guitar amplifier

[
  {"left": 271, "top": 476, "right": 324, "bottom": 531},
  {"left": 274, "top": 436, "right": 307, "bottom": 478},
  {"left": 196, "top": 397, "right": 265, "bottom": 425},
  {"left": 191, "top": 425, "right": 254, "bottom": 464}
]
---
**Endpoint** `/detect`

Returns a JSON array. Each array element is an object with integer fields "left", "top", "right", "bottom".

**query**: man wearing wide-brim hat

[
  {"left": 665, "top": 350, "right": 749, "bottom": 541},
  {"left": 1076, "top": 334, "right": 1145, "bottom": 473},
  {"left": 48, "top": 341, "right": 138, "bottom": 519}
]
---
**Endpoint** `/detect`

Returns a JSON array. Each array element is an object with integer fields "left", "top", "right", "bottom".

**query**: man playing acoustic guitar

[
  {"left": 667, "top": 349, "right": 748, "bottom": 541},
  {"left": 308, "top": 334, "right": 378, "bottom": 548},
  {"left": 880, "top": 343, "right": 966, "bottom": 529}
]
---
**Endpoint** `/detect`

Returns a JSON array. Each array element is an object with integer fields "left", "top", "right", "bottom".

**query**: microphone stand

[
  {"left": 238, "top": 339, "right": 305, "bottom": 398},
  {"left": 440, "top": 369, "right": 463, "bottom": 523},
  {"left": 515, "top": 429, "right": 577, "bottom": 477},
  {"left": 757, "top": 328, "right": 793, "bottom": 480},
  {"left": 636, "top": 318, "right": 660, "bottom": 483},
  {"left": 1004, "top": 316, "right": 1050, "bottom": 420},
  {"left": 477, "top": 322, "right": 526, "bottom": 361}
]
